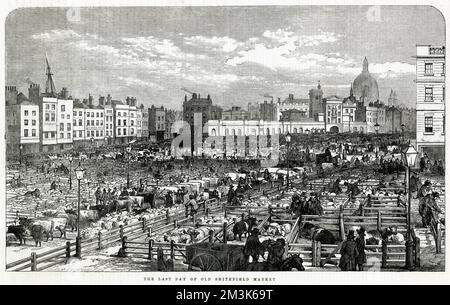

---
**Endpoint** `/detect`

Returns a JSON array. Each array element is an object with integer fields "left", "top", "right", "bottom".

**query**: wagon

[{"left": 185, "top": 242, "right": 245, "bottom": 271}]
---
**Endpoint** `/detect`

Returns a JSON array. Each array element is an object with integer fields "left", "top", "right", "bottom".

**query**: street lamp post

[
  {"left": 74, "top": 162, "right": 85, "bottom": 258},
  {"left": 285, "top": 132, "right": 291, "bottom": 189},
  {"left": 403, "top": 144, "right": 418, "bottom": 270},
  {"left": 401, "top": 123, "right": 406, "bottom": 146},
  {"left": 68, "top": 155, "right": 73, "bottom": 190},
  {"left": 19, "top": 144, "right": 23, "bottom": 165},
  {"left": 126, "top": 145, "right": 132, "bottom": 189},
  {"left": 374, "top": 123, "right": 380, "bottom": 158}
]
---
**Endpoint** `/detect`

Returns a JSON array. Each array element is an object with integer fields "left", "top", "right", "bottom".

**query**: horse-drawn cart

[{"left": 186, "top": 242, "right": 245, "bottom": 271}]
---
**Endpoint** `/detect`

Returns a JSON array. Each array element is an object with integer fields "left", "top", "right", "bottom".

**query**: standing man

[
  {"left": 355, "top": 228, "right": 367, "bottom": 271},
  {"left": 339, "top": 230, "right": 358, "bottom": 271},
  {"left": 95, "top": 187, "right": 102, "bottom": 206},
  {"left": 243, "top": 228, "right": 263, "bottom": 264}
]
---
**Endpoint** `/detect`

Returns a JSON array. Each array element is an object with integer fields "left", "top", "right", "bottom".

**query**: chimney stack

[
  {"left": 126, "top": 96, "right": 131, "bottom": 105},
  {"left": 28, "top": 84, "right": 41, "bottom": 104},
  {"left": 99, "top": 95, "right": 105, "bottom": 106},
  {"left": 106, "top": 94, "right": 112, "bottom": 105},
  {"left": 88, "top": 94, "right": 93, "bottom": 105}
]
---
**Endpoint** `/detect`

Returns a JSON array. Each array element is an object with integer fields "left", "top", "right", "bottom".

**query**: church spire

[
  {"left": 350, "top": 83, "right": 354, "bottom": 96},
  {"left": 363, "top": 56, "right": 369, "bottom": 73},
  {"left": 317, "top": 80, "right": 321, "bottom": 90},
  {"left": 45, "top": 54, "right": 57, "bottom": 97}
]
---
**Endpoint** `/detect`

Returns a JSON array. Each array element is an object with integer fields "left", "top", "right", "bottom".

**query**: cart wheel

[{"left": 188, "top": 253, "right": 223, "bottom": 271}]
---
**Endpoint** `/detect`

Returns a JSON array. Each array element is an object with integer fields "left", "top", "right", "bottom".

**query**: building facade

[
  {"left": 277, "top": 94, "right": 309, "bottom": 121},
  {"left": 222, "top": 106, "right": 250, "bottom": 120},
  {"left": 149, "top": 105, "right": 166, "bottom": 142},
  {"left": 323, "top": 95, "right": 343, "bottom": 132},
  {"left": 415, "top": 45, "right": 445, "bottom": 161}
]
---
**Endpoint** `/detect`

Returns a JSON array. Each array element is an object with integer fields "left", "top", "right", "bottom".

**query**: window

[
  {"left": 100, "top": 121, "right": 103, "bottom": 126},
  {"left": 79, "top": 119, "right": 82, "bottom": 126},
  {"left": 118, "top": 129, "right": 121, "bottom": 135},
  {"left": 32, "top": 120, "right": 36, "bottom": 126},
  {"left": 24, "top": 129, "right": 28, "bottom": 137},
  {"left": 67, "top": 123, "right": 71, "bottom": 131},
  {"left": 45, "top": 132, "right": 49, "bottom": 139},
  {"left": 51, "top": 113, "right": 56, "bottom": 122},
  {"left": 67, "top": 114, "right": 70, "bottom": 119},
  {"left": 60, "top": 123, "right": 64, "bottom": 131},
  {"left": 124, "top": 128, "right": 127, "bottom": 135},
  {"left": 118, "top": 119, "right": 121, "bottom": 126},
  {"left": 60, "top": 133, "right": 64, "bottom": 139},
  {"left": 118, "top": 112, "right": 121, "bottom": 117},
  {"left": 100, "top": 130, "right": 103, "bottom": 136},
  {"left": 46, "top": 104, "right": 50, "bottom": 110},
  {"left": 131, "top": 128, "right": 134, "bottom": 135},
  {"left": 101, "top": 113, "right": 103, "bottom": 117},
  {"left": 87, "top": 120, "right": 90, "bottom": 126},
  {"left": 51, "top": 132, "right": 55, "bottom": 138},
  {"left": 24, "top": 119, "right": 29, "bottom": 126},
  {"left": 79, "top": 111, "right": 82, "bottom": 116},
  {"left": 32, "top": 129, "right": 36, "bottom": 137},
  {"left": 61, "top": 114, "right": 65, "bottom": 119},
  {"left": 67, "top": 133, "right": 71, "bottom": 139},
  {"left": 73, "top": 111, "right": 76, "bottom": 116},
  {"left": 96, "top": 120, "right": 99, "bottom": 126},
  {"left": 91, "top": 120, "right": 94, "bottom": 126},
  {"left": 425, "top": 63, "right": 433, "bottom": 75},
  {"left": 425, "top": 116, "right": 433, "bottom": 133},
  {"left": 425, "top": 87, "right": 433, "bottom": 101},
  {"left": 124, "top": 120, "right": 127, "bottom": 126},
  {"left": 96, "top": 130, "right": 99, "bottom": 137},
  {"left": 61, "top": 105, "right": 65, "bottom": 112},
  {"left": 32, "top": 110, "right": 36, "bottom": 116},
  {"left": 24, "top": 110, "right": 29, "bottom": 116},
  {"left": 79, "top": 131, "right": 83, "bottom": 137},
  {"left": 87, "top": 112, "right": 90, "bottom": 117},
  {"left": 51, "top": 104, "right": 55, "bottom": 110}
]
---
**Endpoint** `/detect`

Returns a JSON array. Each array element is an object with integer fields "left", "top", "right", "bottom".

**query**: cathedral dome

[{"left": 352, "top": 57, "right": 379, "bottom": 104}]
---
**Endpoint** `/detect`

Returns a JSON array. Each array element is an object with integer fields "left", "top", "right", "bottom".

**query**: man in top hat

[
  {"left": 417, "top": 180, "right": 432, "bottom": 199},
  {"left": 243, "top": 228, "right": 263, "bottom": 264},
  {"left": 355, "top": 228, "right": 367, "bottom": 271},
  {"left": 339, "top": 230, "right": 359, "bottom": 271}
]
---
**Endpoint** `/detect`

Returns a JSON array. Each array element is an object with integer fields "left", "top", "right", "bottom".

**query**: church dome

[{"left": 352, "top": 57, "right": 379, "bottom": 104}]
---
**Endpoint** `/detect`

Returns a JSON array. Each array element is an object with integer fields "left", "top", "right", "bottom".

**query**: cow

[
  {"left": 111, "top": 199, "right": 133, "bottom": 212},
  {"left": 128, "top": 196, "right": 145, "bottom": 208},
  {"left": 15, "top": 217, "right": 52, "bottom": 246},
  {"left": 24, "top": 188, "right": 41, "bottom": 198},
  {"left": 300, "top": 223, "right": 336, "bottom": 244},
  {"left": 232, "top": 215, "right": 258, "bottom": 241},
  {"left": 7, "top": 225, "right": 28, "bottom": 245},
  {"left": 30, "top": 224, "right": 50, "bottom": 247}
]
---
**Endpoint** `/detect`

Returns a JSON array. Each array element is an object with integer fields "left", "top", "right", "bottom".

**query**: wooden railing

[
  {"left": 6, "top": 197, "right": 224, "bottom": 272},
  {"left": 288, "top": 241, "right": 409, "bottom": 269}
]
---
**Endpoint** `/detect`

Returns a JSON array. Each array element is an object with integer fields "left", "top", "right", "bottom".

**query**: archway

[{"left": 330, "top": 126, "right": 339, "bottom": 133}]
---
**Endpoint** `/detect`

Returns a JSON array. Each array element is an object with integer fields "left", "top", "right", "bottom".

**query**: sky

[{"left": 5, "top": 6, "right": 445, "bottom": 110}]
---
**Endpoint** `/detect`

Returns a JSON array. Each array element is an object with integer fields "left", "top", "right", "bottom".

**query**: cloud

[
  {"left": 122, "top": 36, "right": 208, "bottom": 61},
  {"left": 184, "top": 35, "right": 242, "bottom": 53},
  {"left": 31, "top": 29, "right": 82, "bottom": 41},
  {"left": 262, "top": 28, "right": 341, "bottom": 47},
  {"left": 118, "top": 76, "right": 165, "bottom": 91}
]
